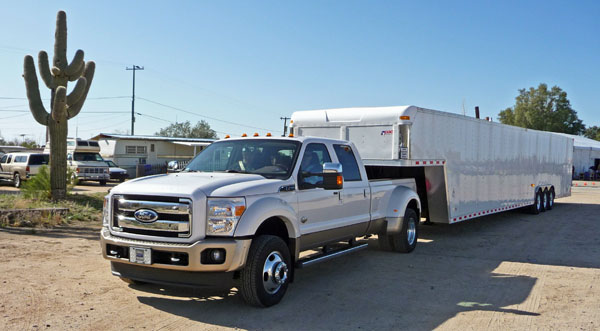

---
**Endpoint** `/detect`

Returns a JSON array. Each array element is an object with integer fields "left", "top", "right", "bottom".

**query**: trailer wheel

[
  {"left": 240, "top": 235, "right": 291, "bottom": 307},
  {"left": 539, "top": 190, "right": 546, "bottom": 212},
  {"left": 530, "top": 190, "right": 543, "bottom": 214},
  {"left": 542, "top": 189, "right": 550, "bottom": 210},
  {"left": 379, "top": 208, "right": 418, "bottom": 253},
  {"left": 546, "top": 188, "right": 555, "bottom": 210}
]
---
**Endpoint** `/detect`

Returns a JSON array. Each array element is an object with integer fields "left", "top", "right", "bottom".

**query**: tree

[
  {"left": 155, "top": 120, "right": 217, "bottom": 139},
  {"left": 584, "top": 126, "right": 600, "bottom": 141},
  {"left": 498, "top": 84, "right": 585, "bottom": 135},
  {"left": 23, "top": 11, "right": 95, "bottom": 200}
]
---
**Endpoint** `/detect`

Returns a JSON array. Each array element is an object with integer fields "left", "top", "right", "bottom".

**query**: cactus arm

[
  {"left": 38, "top": 51, "right": 56, "bottom": 89},
  {"left": 67, "top": 61, "right": 95, "bottom": 119},
  {"left": 23, "top": 55, "right": 49, "bottom": 126},
  {"left": 53, "top": 11, "right": 68, "bottom": 70},
  {"left": 52, "top": 86, "right": 67, "bottom": 122},
  {"left": 65, "top": 49, "right": 84, "bottom": 80},
  {"left": 66, "top": 77, "right": 87, "bottom": 105}
]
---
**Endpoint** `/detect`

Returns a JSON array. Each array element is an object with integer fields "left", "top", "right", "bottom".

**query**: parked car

[
  {"left": 0, "top": 152, "right": 49, "bottom": 187},
  {"left": 105, "top": 160, "right": 129, "bottom": 182}
]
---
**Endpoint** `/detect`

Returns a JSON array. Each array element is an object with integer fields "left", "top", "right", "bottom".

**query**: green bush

[{"left": 21, "top": 165, "right": 74, "bottom": 199}]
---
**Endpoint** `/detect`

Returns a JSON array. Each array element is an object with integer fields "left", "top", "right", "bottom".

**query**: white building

[
  {"left": 90, "top": 133, "right": 215, "bottom": 176},
  {"left": 552, "top": 133, "right": 600, "bottom": 177}
]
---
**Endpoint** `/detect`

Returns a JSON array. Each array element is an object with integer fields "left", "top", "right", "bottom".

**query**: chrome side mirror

[{"left": 322, "top": 162, "right": 343, "bottom": 190}]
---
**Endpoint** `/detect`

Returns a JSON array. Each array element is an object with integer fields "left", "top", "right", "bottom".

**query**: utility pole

[
  {"left": 280, "top": 116, "right": 290, "bottom": 136},
  {"left": 126, "top": 65, "right": 144, "bottom": 135}
]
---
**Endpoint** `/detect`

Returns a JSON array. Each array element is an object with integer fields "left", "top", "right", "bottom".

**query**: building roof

[
  {"left": 552, "top": 133, "right": 600, "bottom": 150},
  {"left": 90, "top": 133, "right": 216, "bottom": 143}
]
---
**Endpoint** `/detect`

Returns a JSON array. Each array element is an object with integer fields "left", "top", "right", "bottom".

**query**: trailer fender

[
  {"left": 233, "top": 197, "right": 299, "bottom": 239},
  {"left": 385, "top": 186, "right": 421, "bottom": 234}
]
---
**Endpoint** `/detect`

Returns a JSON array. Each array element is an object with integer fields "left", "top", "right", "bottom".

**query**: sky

[{"left": 1, "top": 0, "right": 599, "bottom": 144}]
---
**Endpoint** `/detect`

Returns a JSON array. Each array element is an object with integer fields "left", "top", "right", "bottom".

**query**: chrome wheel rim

[
  {"left": 536, "top": 194, "right": 541, "bottom": 211},
  {"left": 14, "top": 174, "right": 20, "bottom": 187},
  {"left": 262, "top": 251, "right": 288, "bottom": 294},
  {"left": 407, "top": 218, "right": 416, "bottom": 245},
  {"left": 549, "top": 192, "right": 554, "bottom": 207}
]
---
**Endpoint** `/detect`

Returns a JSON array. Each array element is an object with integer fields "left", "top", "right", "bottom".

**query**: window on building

[
  {"left": 138, "top": 158, "right": 146, "bottom": 164},
  {"left": 126, "top": 146, "right": 137, "bottom": 154},
  {"left": 136, "top": 146, "right": 147, "bottom": 154},
  {"left": 150, "top": 144, "right": 155, "bottom": 152}
]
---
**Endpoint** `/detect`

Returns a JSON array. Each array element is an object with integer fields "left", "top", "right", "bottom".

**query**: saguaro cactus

[{"left": 23, "top": 11, "right": 95, "bottom": 200}]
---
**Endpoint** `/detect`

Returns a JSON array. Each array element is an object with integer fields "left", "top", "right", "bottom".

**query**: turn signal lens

[
  {"left": 253, "top": 133, "right": 259, "bottom": 137},
  {"left": 336, "top": 175, "right": 343, "bottom": 186},
  {"left": 234, "top": 205, "right": 246, "bottom": 217},
  {"left": 400, "top": 116, "right": 410, "bottom": 120},
  {"left": 288, "top": 133, "right": 294, "bottom": 137},
  {"left": 266, "top": 133, "right": 272, "bottom": 137},
  {"left": 241, "top": 133, "right": 247, "bottom": 137},
  {"left": 224, "top": 135, "right": 230, "bottom": 139}
]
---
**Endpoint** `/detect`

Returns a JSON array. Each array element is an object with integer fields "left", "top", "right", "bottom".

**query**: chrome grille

[{"left": 112, "top": 195, "right": 192, "bottom": 238}]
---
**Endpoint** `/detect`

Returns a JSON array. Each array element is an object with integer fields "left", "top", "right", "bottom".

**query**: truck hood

[{"left": 110, "top": 172, "right": 285, "bottom": 197}]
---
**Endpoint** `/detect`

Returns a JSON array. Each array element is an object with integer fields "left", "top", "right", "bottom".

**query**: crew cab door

[
  {"left": 332, "top": 144, "right": 371, "bottom": 233},
  {"left": 0, "top": 154, "right": 11, "bottom": 178},
  {"left": 296, "top": 143, "right": 345, "bottom": 249}
]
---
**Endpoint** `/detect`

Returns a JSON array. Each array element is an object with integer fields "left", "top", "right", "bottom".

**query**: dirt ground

[
  {"left": 1, "top": 187, "right": 599, "bottom": 330},
  {"left": 0, "top": 180, "right": 117, "bottom": 195}
]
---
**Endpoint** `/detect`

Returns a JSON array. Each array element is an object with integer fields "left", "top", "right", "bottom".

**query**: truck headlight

[
  {"left": 102, "top": 195, "right": 110, "bottom": 227},
  {"left": 206, "top": 198, "right": 245, "bottom": 236}
]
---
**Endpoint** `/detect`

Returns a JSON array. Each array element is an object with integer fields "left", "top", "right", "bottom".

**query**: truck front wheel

[
  {"left": 379, "top": 208, "right": 418, "bottom": 253},
  {"left": 240, "top": 235, "right": 291, "bottom": 307}
]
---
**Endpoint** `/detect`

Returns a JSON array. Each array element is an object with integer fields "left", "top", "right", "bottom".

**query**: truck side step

[{"left": 295, "top": 241, "right": 369, "bottom": 269}]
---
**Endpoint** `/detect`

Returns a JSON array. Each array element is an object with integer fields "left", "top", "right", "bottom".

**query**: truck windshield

[
  {"left": 184, "top": 139, "right": 301, "bottom": 180},
  {"left": 74, "top": 152, "right": 104, "bottom": 162}
]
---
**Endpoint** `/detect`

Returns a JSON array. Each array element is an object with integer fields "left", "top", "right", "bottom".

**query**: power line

[
  {"left": 0, "top": 96, "right": 130, "bottom": 100},
  {"left": 136, "top": 97, "right": 280, "bottom": 133},
  {"left": 0, "top": 110, "right": 129, "bottom": 113}
]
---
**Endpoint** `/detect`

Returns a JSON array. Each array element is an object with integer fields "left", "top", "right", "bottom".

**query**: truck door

[
  {"left": 332, "top": 144, "right": 370, "bottom": 234},
  {"left": 0, "top": 154, "right": 8, "bottom": 177},
  {"left": 296, "top": 143, "right": 345, "bottom": 249}
]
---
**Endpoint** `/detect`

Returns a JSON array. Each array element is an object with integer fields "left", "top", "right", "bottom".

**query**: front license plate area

[{"left": 129, "top": 247, "right": 151, "bottom": 264}]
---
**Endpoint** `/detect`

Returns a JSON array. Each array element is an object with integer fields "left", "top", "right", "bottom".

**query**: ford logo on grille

[{"left": 134, "top": 209, "right": 159, "bottom": 223}]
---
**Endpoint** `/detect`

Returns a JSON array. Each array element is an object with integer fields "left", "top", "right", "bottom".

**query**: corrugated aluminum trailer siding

[{"left": 411, "top": 108, "right": 572, "bottom": 222}]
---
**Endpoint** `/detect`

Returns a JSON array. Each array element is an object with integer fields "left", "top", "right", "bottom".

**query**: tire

[
  {"left": 539, "top": 190, "right": 546, "bottom": 212},
  {"left": 546, "top": 188, "right": 555, "bottom": 210},
  {"left": 69, "top": 174, "right": 79, "bottom": 185},
  {"left": 530, "top": 190, "right": 542, "bottom": 214},
  {"left": 99, "top": 180, "right": 107, "bottom": 186},
  {"left": 378, "top": 208, "right": 418, "bottom": 253},
  {"left": 13, "top": 173, "right": 21, "bottom": 188},
  {"left": 240, "top": 235, "right": 291, "bottom": 307},
  {"left": 542, "top": 189, "right": 550, "bottom": 211}
]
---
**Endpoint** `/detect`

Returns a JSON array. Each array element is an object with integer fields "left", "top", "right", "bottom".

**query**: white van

[{"left": 45, "top": 139, "right": 109, "bottom": 185}]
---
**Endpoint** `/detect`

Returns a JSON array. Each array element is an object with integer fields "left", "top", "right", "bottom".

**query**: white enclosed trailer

[{"left": 290, "top": 106, "right": 573, "bottom": 223}]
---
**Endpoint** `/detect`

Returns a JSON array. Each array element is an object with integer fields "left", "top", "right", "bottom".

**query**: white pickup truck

[{"left": 101, "top": 136, "right": 421, "bottom": 307}]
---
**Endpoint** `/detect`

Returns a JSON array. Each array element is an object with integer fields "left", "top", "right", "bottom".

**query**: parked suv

[{"left": 0, "top": 152, "right": 49, "bottom": 187}]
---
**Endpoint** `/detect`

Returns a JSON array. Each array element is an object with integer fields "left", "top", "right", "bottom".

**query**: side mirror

[
  {"left": 322, "top": 162, "right": 343, "bottom": 190},
  {"left": 167, "top": 160, "right": 179, "bottom": 173}
]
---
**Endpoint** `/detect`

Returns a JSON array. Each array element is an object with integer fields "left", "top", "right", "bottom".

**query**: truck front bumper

[
  {"left": 76, "top": 173, "right": 109, "bottom": 181},
  {"left": 100, "top": 227, "right": 252, "bottom": 272}
]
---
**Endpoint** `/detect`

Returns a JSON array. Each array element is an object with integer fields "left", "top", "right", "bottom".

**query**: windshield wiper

[{"left": 225, "top": 169, "right": 248, "bottom": 174}]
